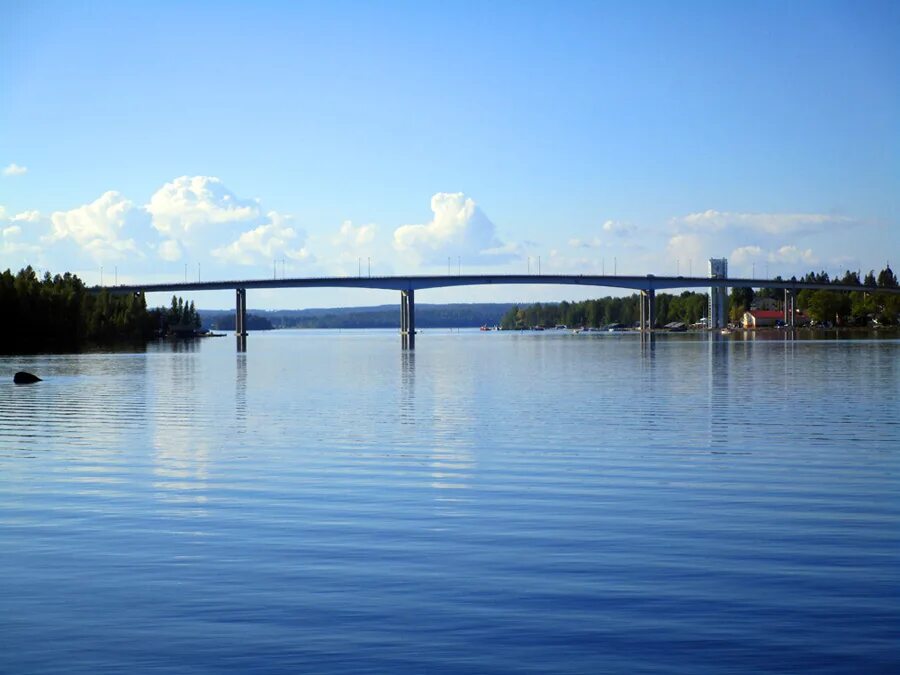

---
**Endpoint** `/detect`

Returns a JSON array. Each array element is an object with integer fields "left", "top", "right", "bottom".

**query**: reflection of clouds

[
  {"left": 421, "top": 359, "right": 478, "bottom": 496},
  {"left": 429, "top": 449, "right": 475, "bottom": 491},
  {"left": 152, "top": 431, "right": 210, "bottom": 502},
  {"left": 393, "top": 346, "right": 478, "bottom": 499},
  {"left": 146, "top": 350, "right": 211, "bottom": 511}
]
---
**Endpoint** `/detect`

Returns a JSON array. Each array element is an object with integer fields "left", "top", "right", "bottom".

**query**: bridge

[{"left": 97, "top": 273, "right": 897, "bottom": 349}]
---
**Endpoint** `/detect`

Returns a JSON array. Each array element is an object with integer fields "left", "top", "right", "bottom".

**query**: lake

[{"left": 1, "top": 329, "right": 898, "bottom": 674}]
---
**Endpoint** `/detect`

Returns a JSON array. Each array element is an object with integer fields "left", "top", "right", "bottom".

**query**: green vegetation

[
  {"left": 502, "top": 266, "right": 899, "bottom": 330},
  {"left": 161, "top": 296, "right": 202, "bottom": 334},
  {"left": 0, "top": 267, "right": 210, "bottom": 354},
  {"left": 759, "top": 267, "right": 899, "bottom": 326},
  {"left": 0, "top": 266, "right": 156, "bottom": 353},
  {"left": 499, "top": 292, "right": 708, "bottom": 329}
]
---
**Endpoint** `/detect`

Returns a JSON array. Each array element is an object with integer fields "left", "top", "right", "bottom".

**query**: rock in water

[{"left": 14, "top": 371, "right": 42, "bottom": 384}]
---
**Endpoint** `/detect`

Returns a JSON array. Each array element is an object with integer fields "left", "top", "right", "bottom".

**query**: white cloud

[
  {"left": 211, "top": 211, "right": 310, "bottom": 265},
  {"left": 730, "top": 245, "right": 764, "bottom": 265},
  {"left": 158, "top": 239, "right": 183, "bottom": 262},
  {"left": 667, "top": 233, "right": 706, "bottom": 263},
  {"left": 768, "top": 245, "right": 818, "bottom": 265},
  {"left": 147, "top": 176, "right": 260, "bottom": 241},
  {"left": 678, "top": 209, "right": 848, "bottom": 234},
  {"left": 333, "top": 220, "right": 376, "bottom": 249},
  {"left": 49, "top": 191, "right": 146, "bottom": 261},
  {"left": 569, "top": 237, "right": 603, "bottom": 249},
  {"left": 1, "top": 223, "right": 41, "bottom": 258},
  {"left": 12, "top": 210, "right": 41, "bottom": 223},
  {"left": 393, "top": 192, "right": 516, "bottom": 265},
  {"left": 2, "top": 163, "right": 28, "bottom": 176},
  {"left": 601, "top": 219, "right": 636, "bottom": 236}
]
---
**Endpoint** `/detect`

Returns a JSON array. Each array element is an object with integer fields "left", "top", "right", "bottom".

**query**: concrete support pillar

[
  {"left": 784, "top": 289, "right": 797, "bottom": 328},
  {"left": 236, "top": 288, "right": 247, "bottom": 350},
  {"left": 784, "top": 289, "right": 789, "bottom": 326},
  {"left": 640, "top": 291, "right": 647, "bottom": 333},
  {"left": 401, "top": 289, "right": 415, "bottom": 349},
  {"left": 647, "top": 289, "right": 655, "bottom": 332}
]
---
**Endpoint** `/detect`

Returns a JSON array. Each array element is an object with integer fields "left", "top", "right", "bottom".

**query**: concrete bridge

[{"left": 98, "top": 273, "right": 897, "bottom": 349}]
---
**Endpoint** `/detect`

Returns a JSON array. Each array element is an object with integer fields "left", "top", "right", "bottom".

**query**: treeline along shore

[
  {"left": 3, "top": 265, "right": 897, "bottom": 353},
  {"left": 500, "top": 266, "right": 899, "bottom": 330},
  {"left": 0, "top": 267, "right": 201, "bottom": 354}
]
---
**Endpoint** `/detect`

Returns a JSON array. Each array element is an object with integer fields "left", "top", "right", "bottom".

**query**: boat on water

[{"left": 480, "top": 325, "right": 493, "bottom": 331}]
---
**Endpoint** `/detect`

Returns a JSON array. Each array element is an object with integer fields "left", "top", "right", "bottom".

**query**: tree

[
  {"left": 877, "top": 265, "right": 897, "bottom": 288},
  {"left": 806, "top": 290, "right": 851, "bottom": 325},
  {"left": 729, "top": 287, "right": 755, "bottom": 323},
  {"left": 0, "top": 267, "right": 157, "bottom": 354}
]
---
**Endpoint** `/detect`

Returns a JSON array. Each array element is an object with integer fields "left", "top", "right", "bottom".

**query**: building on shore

[{"left": 742, "top": 309, "right": 809, "bottom": 328}]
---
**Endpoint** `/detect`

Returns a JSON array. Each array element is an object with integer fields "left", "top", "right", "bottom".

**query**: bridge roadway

[{"left": 96, "top": 274, "right": 898, "bottom": 350}]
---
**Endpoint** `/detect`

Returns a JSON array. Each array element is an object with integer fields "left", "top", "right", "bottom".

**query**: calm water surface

[{"left": 1, "top": 330, "right": 898, "bottom": 674}]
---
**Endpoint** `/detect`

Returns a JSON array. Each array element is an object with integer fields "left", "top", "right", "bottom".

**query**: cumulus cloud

[
  {"left": 678, "top": 209, "right": 848, "bottom": 234},
  {"left": 601, "top": 219, "right": 636, "bottom": 236},
  {"left": 2, "top": 222, "right": 41, "bottom": 257},
  {"left": 333, "top": 220, "right": 376, "bottom": 249},
  {"left": 12, "top": 210, "right": 41, "bottom": 223},
  {"left": 158, "top": 239, "right": 183, "bottom": 262},
  {"left": 667, "top": 233, "right": 706, "bottom": 263},
  {"left": 211, "top": 211, "right": 310, "bottom": 265},
  {"left": 768, "top": 245, "right": 817, "bottom": 265},
  {"left": 393, "top": 192, "right": 516, "bottom": 264},
  {"left": 147, "top": 176, "right": 260, "bottom": 241},
  {"left": 2, "top": 163, "right": 28, "bottom": 176},
  {"left": 49, "top": 191, "right": 146, "bottom": 261},
  {"left": 730, "top": 245, "right": 764, "bottom": 265}
]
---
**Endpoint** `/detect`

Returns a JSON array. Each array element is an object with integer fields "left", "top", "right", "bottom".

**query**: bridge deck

[{"left": 93, "top": 274, "right": 897, "bottom": 295}]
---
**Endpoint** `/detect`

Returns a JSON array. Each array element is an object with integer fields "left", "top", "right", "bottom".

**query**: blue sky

[{"left": 1, "top": 0, "right": 897, "bottom": 309}]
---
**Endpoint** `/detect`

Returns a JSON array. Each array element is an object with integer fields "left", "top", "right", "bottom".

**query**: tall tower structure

[{"left": 708, "top": 258, "right": 728, "bottom": 329}]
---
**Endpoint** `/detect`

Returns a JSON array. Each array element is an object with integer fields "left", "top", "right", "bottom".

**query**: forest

[
  {"left": 500, "top": 266, "right": 899, "bottom": 329},
  {"left": 500, "top": 291, "right": 708, "bottom": 330},
  {"left": 0, "top": 267, "right": 201, "bottom": 354}
]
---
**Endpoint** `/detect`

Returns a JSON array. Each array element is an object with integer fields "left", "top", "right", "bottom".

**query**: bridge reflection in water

[{"left": 95, "top": 273, "right": 896, "bottom": 350}]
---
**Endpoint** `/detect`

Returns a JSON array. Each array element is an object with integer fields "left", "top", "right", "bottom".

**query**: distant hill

[
  {"left": 207, "top": 313, "right": 275, "bottom": 331},
  {"left": 198, "top": 303, "right": 515, "bottom": 330}
]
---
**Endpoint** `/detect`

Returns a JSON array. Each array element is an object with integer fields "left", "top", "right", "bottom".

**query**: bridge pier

[
  {"left": 236, "top": 288, "right": 247, "bottom": 351},
  {"left": 640, "top": 291, "right": 645, "bottom": 331},
  {"left": 639, "top": 289, "right": 656, "bottom": 332},
  {"left": 784, "top": 289, "right": 796, "bottom": 328},
  {"left": 400, "top": 289, "right": 415, "bottom": 349}
]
